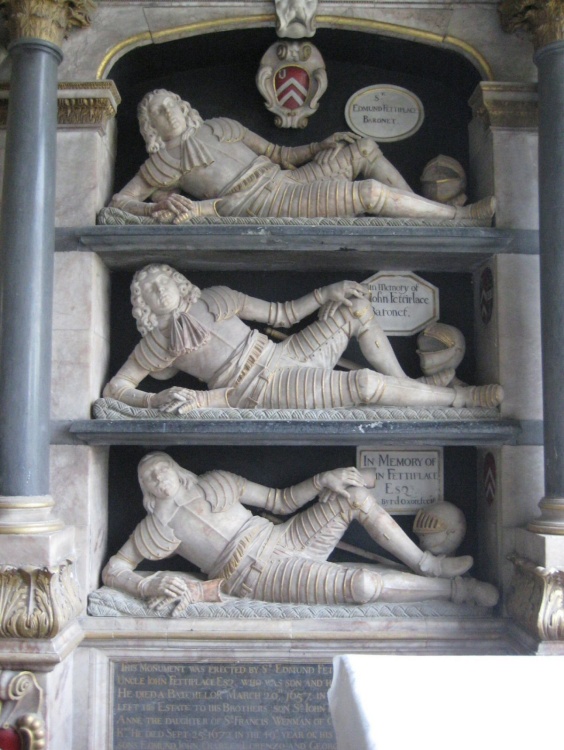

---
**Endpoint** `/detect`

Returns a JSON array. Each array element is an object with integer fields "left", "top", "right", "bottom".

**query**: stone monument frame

[{"left": 0, "top": 2, "right": 556, "bottom": 747}]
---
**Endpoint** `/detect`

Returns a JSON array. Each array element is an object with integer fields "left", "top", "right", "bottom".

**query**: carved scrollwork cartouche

[
  {"left": 0, "top": 0, "right": 95, "bottom": 46},
  {"left": 500, "top": 0, "right": 564, "bottom": 50},
  {"left": 507, "top": 555, "right": 564, "bottom": 641},
  {"left": 0, "top": 671, "right": 45, "bottom": 749},
  {"left": 0, "top": 560, "right": 82, "bottom": 638}
]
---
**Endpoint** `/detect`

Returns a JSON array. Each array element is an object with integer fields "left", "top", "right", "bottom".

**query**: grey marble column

[
  {"left": 0, "top": 38, "right": 61, "bottom": 501},
  {"left": 529, "top": 39, "right": 564, "bottom": 534}
]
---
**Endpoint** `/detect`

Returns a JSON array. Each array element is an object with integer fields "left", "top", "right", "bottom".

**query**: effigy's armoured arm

[
  {"left": 241, "top": 467, "right": 372, "bottom": 514},
  {"left": 103, "top": 354, "right": 232, "bottom": 412},
  {"left": 239, "top": 280, "right": 369, "bottom": 327},
  {"left": 243, "top": 129, "right": 362, "bottom": 169},
  {"left": 102, "top": 539, "right": 150, "bottom": 597},
  {"left": 243, "top": 129, "right": 322, "bottom": 168},
  {"left": 110, "top": 171, "right": 219, "bottom": 224}
]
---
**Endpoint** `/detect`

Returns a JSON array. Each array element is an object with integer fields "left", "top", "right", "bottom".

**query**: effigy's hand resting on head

[{"left": 149, "top": 386, "right": 205, "bottom": 414}]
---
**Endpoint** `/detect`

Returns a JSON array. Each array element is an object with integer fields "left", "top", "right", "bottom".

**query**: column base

[
  {"left": 0, "top": 495, "right": 64, "bottom": 535},
  {"left": 528, "top": 496, "right": 564, "bottom": 534}
]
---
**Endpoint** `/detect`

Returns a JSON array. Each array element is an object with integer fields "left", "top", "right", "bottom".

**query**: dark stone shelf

[
  {"left": 56, "top": 225, "right": 538, "bottom": 273},
  {"left": 69, "top": 418, "right": 520, "bottom": 447}
]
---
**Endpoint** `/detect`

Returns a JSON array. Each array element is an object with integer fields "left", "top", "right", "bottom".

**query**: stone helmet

[
  {"left": 413, "top": 501, "right": 466, "bottom": 555},
  {"left": 417, "top": 322, "right": 466, "bottom": 376},
  {"left": 420, "top": 155, "right": 467, "bottom": 205}
]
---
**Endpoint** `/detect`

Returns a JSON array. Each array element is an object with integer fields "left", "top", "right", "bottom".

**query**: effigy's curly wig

[
  {"left": 131, "top": 264, "right": 201, "bottom": 335},
  {"left": 138, "top": 89, "right": 203, "bottom": 153},
  {"left": 138, "top": 452, "right": 198, "bottom": 512}
]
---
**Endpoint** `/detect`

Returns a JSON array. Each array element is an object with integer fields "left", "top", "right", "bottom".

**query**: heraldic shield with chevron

[
  {"left": 257, "top": 40, "right": 328, "bottom": 127},
  {"left": 274, "top": 66, "right": 311, "bottom": 110}
]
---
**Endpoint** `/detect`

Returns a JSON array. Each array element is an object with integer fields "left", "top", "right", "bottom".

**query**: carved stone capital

[
  {"left": 0, "top": 80, "right": 120, "bottom": 129},
  {"left": 0, "top": 0, "right": 96, "bottom": 47},
  {"left": 469, "top": 82, "right": 538, "bottom": 130},
  {"left": 0, "top": 560, "right": 82, "bottom": 639},
  {"left": 507, "top": 554, "right": 564, "bottom": 641},
  {"left": 500, "top": 0, "right": 564, "bottom": 50}
]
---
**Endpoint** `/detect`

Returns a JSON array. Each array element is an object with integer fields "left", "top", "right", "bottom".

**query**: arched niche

[{"left": 108, "top": 26, "right": 482, "bottom": 195}]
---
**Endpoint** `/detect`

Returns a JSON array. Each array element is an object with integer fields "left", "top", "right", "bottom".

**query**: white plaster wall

[
  {"left": 496, "top": 254, "right": 542, "bottom": 421},
  {"left": 41, "top": 656, "right": 76, "bottom": 750},
  {"left": 52, "top": 251, "right": 110, "bottom": 420},
  {"left": 492, "top": 130, "right": 539, "bottom": 230},
  {"left": 50, "top": 445, "right": 109, "bottom": 600},
  {"left": 56, "top": 121, "right": 117, "bottom": 226}
]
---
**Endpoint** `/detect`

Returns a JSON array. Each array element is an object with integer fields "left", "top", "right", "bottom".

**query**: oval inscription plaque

[{"left": 345, "top": 85, "right": 424, "bottom": 142}]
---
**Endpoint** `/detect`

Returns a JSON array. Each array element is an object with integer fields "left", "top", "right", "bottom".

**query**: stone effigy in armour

[
  {"left": 102, "top": 453, "right": 499, "bottom": 613},
  {"left": 101, "top": 263, "right": 503, "bottom": 415},
  {"left": 107, "top": 89, "right": 495, "bottom": 225}
]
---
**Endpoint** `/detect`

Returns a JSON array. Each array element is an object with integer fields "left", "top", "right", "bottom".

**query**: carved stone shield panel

[{"left": 256, "top": 41, "right": 327, "bottom": 128}]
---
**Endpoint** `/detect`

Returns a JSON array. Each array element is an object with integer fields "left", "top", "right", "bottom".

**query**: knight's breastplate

[
  {"left": 172, "top": 300, "right": 252, "bottom": 383},
  {"left": 179, "top": 127, "right": 259, "bottom": 199},
  {"left": 173, "top": 497, "right": 254, "bottom": 574}
]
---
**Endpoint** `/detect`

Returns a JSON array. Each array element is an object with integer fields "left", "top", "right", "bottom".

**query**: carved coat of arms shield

[
  {"left": 274, "top": 66, "right": 310, "bottom": 109},
  {"left": 257, "top": 41, "right": 327, "bottom": 128}
]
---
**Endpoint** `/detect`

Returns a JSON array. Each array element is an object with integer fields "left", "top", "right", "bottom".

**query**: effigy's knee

[
  {"left": 354, "top": 368, "right": 386, "bottom": 404},
  {"left": 348, "top": 568, "right": 382, "bottom": 604},
  {"left": 359, "top": 179, "right": 388, "bottom": 214},
  {"left": 342, "top": 485, "right": 374, "bottom": 514},
  {"left": 356, "top": 137, "right": 383, "bottom": 162}
]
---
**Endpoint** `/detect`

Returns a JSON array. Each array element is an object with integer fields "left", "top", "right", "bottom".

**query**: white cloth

[{"left": 328, "top": 654, "right": 562, "bottom": 750}]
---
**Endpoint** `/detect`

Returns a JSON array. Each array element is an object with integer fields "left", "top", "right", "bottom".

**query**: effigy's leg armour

[
  {"left": 254, "top": 176, "right": 365, "bottom": 218},
  {"left": 249, "top": 556, "right": 382, "bottom": 605}
]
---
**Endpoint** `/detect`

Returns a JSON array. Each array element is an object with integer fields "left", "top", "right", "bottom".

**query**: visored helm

[
  {"left": 417, "top": 323, "right": 466, "bottom": 376},
  {"left": 420, "top": 155, "right": 467, "bottom": 204},
  {"left": 413, "top": 501, "right": 466, "bottom": 555}
]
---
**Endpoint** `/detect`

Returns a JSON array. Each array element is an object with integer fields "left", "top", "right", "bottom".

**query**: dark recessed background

[
  {"left": 103, "top": 28, "right": 482, "bottom": 578},
  {"left": 109, "top": 27, "right": 481, "bottom": 196}
]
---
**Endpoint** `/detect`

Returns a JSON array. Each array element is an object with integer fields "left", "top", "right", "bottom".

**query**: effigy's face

[
  {"left": 141, "top": 460, "right": 181, "bottom": 499},
  {"left": 140, "top": 270, "right": 181, "bottom": 316},
  {"left": 148, "top": 93, "right": 187, "bottom": 141},
  {"left": 276, "top": 0, "right": 318, "bottom": 38}
]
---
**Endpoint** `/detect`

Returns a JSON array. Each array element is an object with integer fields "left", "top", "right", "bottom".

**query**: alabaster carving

[
  {"left": 275, "top": 0, "right": 318, "bottom": 39},
  {"left": 507, "top": 555, "right": 564, "bottom": 641},
  {"left": 102, "top": 452, "right": 499, "bottom": 613},
  {"left": 0, "top": 0, "right": 96, "bottom": 46},
  {"left": 0, "top": 672, "right": 45, "bottom": 750},
  {"left": 256, "top": 40, "right": 327, "bottom": 128},
  {"left": 0, "top": 560, "right": 81, "bottom": 638},
  {"left": 413, "top": 502, "right": 467, "bottom": 556},
  {"left": 102, "top": 264, "right": 503, "bottom": 415},
  {"left": 108, "top": 89, "right": 495, "bottom": 224},
  {"left": 93, "top": 399, "right": 500, "bottom": 422},
  {"left": 89, "top": 586, "right": 491, "bottom": 619},
  {"left": 420, "top": 156, "right": 467, "bottom": 207}
]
